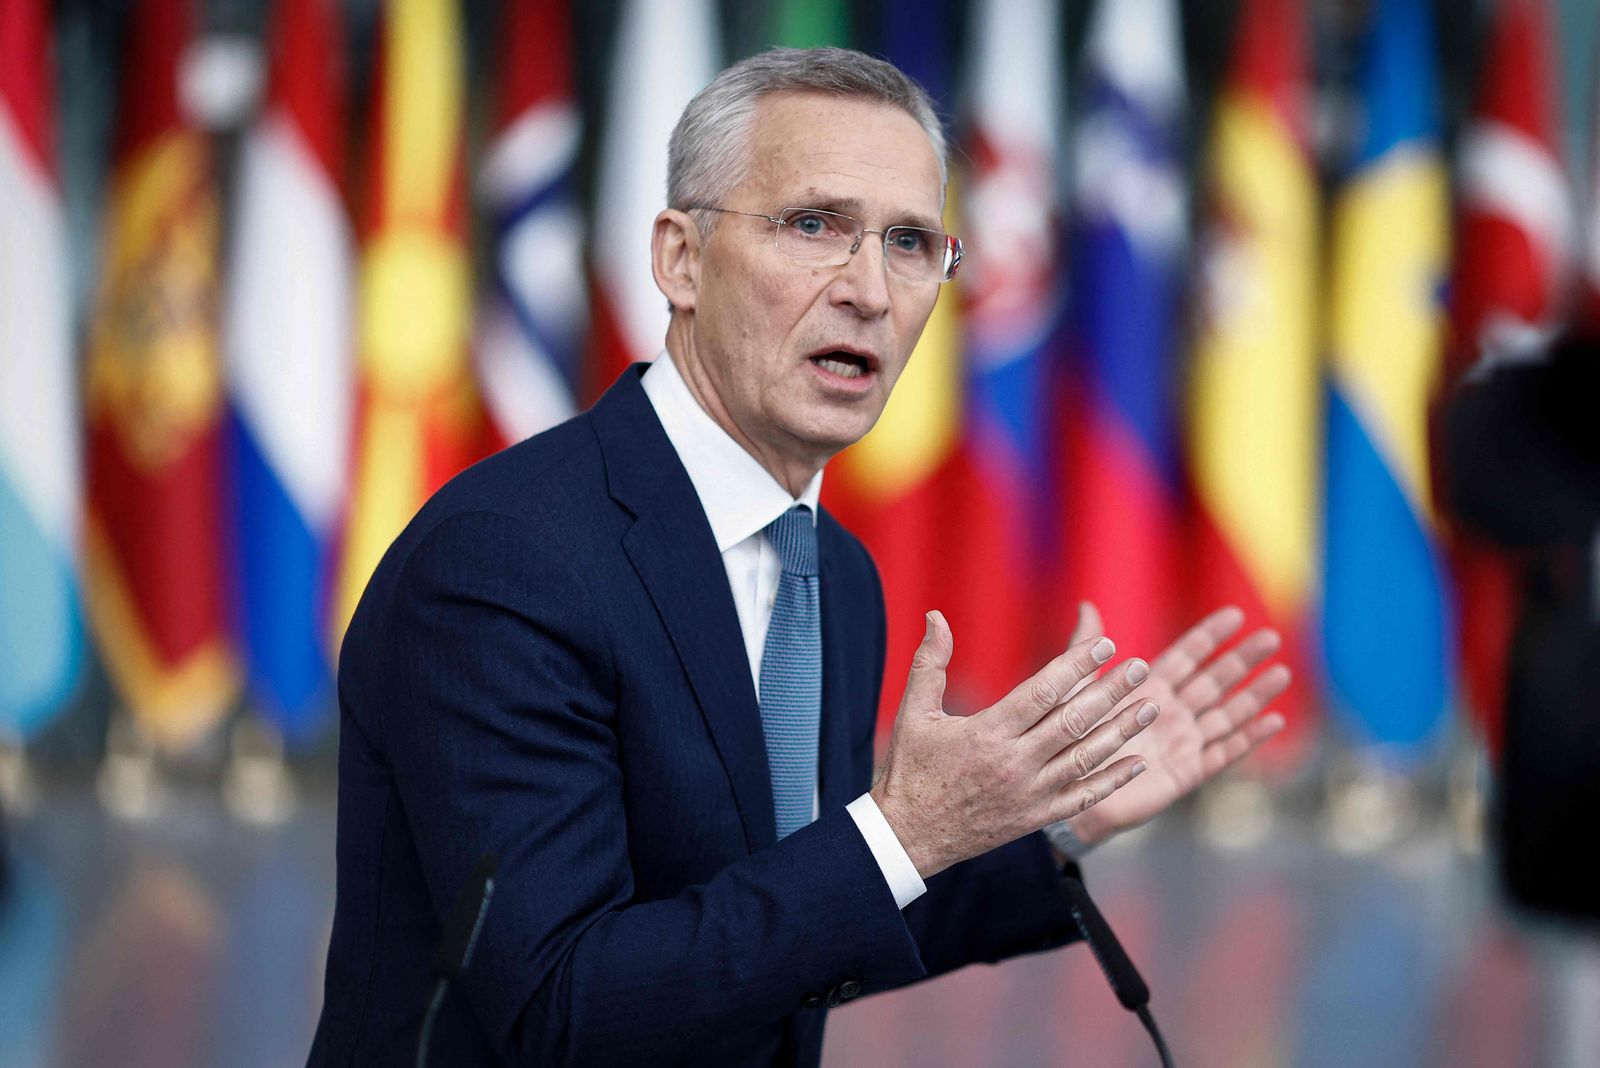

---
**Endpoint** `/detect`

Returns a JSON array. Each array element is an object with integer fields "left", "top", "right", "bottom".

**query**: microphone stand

[
  {"left": 1061, "top": 875, "right": 1175, "bottom": 1068},
  {"left": 416, "top": 854, "right": 499, "bottom": 1068}
]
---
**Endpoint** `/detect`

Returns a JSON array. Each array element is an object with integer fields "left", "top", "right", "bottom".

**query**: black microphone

[
  {"left": 417, "top": 853, "right": 499, "bottom": 1068},
  {"left": 1061, "top": 875, "right": 1175, "bottom": 1068}
]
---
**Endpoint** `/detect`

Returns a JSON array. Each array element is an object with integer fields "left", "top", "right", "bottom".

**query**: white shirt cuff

[{"left": 846, "top": 793, "right": 927, "bottom": 909}]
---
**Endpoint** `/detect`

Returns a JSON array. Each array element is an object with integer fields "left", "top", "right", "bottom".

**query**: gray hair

[{"left": 667, "top": 47, "right": 948, "bottom": 228}]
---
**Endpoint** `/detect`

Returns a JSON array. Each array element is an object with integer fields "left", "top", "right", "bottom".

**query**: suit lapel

[{"left": 593, "top": 369, "right": 776, "bottom": 851}]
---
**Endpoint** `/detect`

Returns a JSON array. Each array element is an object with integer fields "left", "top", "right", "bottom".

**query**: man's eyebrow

[{"left": 788, "top": 190, "right": 942, "bottom": 233}]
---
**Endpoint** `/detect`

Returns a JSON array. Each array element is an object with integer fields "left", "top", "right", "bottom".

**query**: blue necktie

[{"left": 759, "top": 506, "right": 821, "bottom": 839}]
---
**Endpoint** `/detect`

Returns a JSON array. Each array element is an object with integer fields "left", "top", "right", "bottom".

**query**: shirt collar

[{"left": 641, "top": 352, "right": 822, "bottom": 553}]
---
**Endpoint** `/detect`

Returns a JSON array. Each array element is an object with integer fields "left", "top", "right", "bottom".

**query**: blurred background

[{"left": 2, "top": 0, "right": 1599, "bottom": 1064}]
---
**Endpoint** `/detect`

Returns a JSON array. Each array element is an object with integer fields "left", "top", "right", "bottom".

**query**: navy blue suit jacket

[{"left": 308, "top": 368, "right": 1078, "bottom": 1066}]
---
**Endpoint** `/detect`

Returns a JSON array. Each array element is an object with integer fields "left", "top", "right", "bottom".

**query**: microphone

[
  {"left": 416, "top": 853, "right": 499, "bottom": 1068},
  {"left": 1060, "top": 875, "right": 1174, "bottom": 1068}
]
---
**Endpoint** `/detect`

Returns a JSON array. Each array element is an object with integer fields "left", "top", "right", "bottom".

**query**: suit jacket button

[
  {"left": 838, "top": 980, "right": 862, "bottom": 1000},
  {"left": 802, "top": 994, "right": 823, "bottom": 1009}
]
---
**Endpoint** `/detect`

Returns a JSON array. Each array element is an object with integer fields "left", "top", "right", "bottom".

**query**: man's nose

[{"left": 831, "top": 233, "right": 892, "bottom": 317}]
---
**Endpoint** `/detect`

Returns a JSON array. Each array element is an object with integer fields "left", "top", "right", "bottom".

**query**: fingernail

[
  {"left": 1131, "top": 760, "right": 1148, "bottom": 777},
  {"left": 924, "top": 612, "right": 934, "bottom": 639},
  {"left": 1126, "top": 659, "right": 1149, "bottom": 684},
  {"left": 1136, "top": 701, "right": 1158, "bottom": 725},
  {"left": 1091, "top": 637, "right": 1114, "bottom": 662}
]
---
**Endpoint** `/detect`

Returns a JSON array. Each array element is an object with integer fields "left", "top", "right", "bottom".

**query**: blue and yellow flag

[{"left": 1322, "top": 0, "right": 1454, "bottom": 758}]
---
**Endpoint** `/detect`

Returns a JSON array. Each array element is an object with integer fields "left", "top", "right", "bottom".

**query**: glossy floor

[{"left": 1, "top": 785, "right": 1594, "bottom": 1068}]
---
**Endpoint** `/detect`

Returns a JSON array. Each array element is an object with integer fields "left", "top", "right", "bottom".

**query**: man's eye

[
  {"left": 890, "top": 229, "right": 929, "bottom": 254},
  {"left": 789, "top": 213, "right": 832, "bottom": 237}
]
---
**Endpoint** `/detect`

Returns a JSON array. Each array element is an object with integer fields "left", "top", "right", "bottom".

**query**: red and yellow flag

[
  {"left": 83, "top": 0, "right": 235, "bottom": 749},
  {"left": 1188, "top": 0, "right": 1319, "bottom": 771},
  {"left": 330, "top": 0, "right": 490, "bottom": 644}
]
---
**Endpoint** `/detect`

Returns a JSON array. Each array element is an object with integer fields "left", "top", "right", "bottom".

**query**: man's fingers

[
  {"left": 1196, "top": 664, "right": 1291, "bottom": 743},
  {"left": 898, "top": 611, "right": 953, "bottom": 718},
  {"left": 1026, "top": 658, "right": 1150, "bottom": 749},
  {"left": 1151, "top": 605, "right": 1245, "bottom": 682},
  {"left": 991, "top": 636, "right": 1117, "bottom": 735},
  {"left": 1048, "top": 754, "right": 1148, "bottom": 824},
  {"left": 1042, "top": 696, "right": 1158, "bottom": 783},
  {"left": 1175, "top": 628, "right": 1280, "bottom": 711},
  {"left": 1199, "top": 712, "right": 1285, "bottom": 778}
]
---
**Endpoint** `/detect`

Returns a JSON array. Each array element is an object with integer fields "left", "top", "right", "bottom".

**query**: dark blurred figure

[{"left": 1445, "top": 330, "right": 1600, "bottom": 923}]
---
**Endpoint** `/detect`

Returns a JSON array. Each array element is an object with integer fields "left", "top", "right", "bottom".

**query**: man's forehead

[{"left": 746, "top": 92, "right": 944, "bottom": 222}]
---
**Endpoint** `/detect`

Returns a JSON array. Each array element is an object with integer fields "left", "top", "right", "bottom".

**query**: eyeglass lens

[{"left": 775, "top": 208, "right": 954, "bottom": 281}]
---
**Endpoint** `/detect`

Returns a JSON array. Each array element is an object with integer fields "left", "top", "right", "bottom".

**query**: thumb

[
  {"left": 1069, "top": 600, "right": 1103, "bottom": 646},
  {"left": 898, "top": 610, "right": 952, "bottom": 718}
]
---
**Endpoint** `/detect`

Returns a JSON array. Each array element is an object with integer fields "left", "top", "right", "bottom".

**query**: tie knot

[{"left": 764, "top": 506, "right": 817, "bottom": 577}]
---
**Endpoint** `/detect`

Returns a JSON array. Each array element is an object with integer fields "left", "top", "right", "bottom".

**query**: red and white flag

[
  {"left": 588, "top": 0, "right": 719, "bottom": 401},
  {"left": 474, "top": 0, "right": 584, "bottom": 444},
  {"left": 1452, "top": 0, "right": 1570, "bottom": 371},
  {"left": 1446, "top": 0, "right": 1570, "bottom": 751}
]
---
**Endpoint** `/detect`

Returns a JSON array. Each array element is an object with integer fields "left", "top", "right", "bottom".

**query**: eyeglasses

[{"left": 691, "top": 205, "right": 963, "bottom": 284}]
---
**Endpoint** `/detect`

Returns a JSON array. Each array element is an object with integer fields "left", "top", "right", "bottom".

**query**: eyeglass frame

[{"left": 688, "top": 205, "right": 964, "bottom": 284}]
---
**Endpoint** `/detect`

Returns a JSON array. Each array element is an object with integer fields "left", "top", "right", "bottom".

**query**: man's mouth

[{"left": 808, "top": 350, "right": 876, "bottom": 380}]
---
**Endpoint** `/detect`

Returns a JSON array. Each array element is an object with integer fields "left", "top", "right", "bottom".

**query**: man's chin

[{"left": 789, "top": 414, "right": 881, "bottom": 459}]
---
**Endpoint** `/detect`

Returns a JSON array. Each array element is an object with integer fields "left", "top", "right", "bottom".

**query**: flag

[
  {"left": 821, "top": 0, "right": 976, "bottom": 720},
  {"left": 1056, "top": 0, "right": 1188, "bottom": 662},
  {"left": 1323, "top": 0, "right": 1454, "bottom": 758},
  {"left": 950, "top": 0, "right": 1063, "bottom": 702},
  {"left": 82, "top": 0, "right": 235, "bottom": 749},
  {"left": 474, "top": 0, "right": 583, "bottom": 446},
  {"left": 329, "top": 0, "right": 490, "bottom": 645},
  {"left": 1188, "top": 0, "right": 1319, "bottom": 772},
  {"left": 1444, "top": 0, "right": 1569, "bottom": 755},
  {"left": 588, "top": 0, "right": 719, "bottom": 401},
  {"left": 0, "top": 0, "right": 84, "bottom": 739},
  {"left": 224, "top": 0, "right": 350, "bottom": 744}
]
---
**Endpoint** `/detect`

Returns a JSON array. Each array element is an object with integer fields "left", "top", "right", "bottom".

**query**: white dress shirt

[{"left": 642, "top": 352, "right": 926, "bottom": 909}]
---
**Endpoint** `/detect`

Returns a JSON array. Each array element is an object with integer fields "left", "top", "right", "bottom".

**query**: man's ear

[{"left": 651, "top": 209, "right": 701, "bottom": 312}]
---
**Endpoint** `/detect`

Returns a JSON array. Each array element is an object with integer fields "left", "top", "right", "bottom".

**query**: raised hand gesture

[{"left": 1062, "top": 602, "right": 1290, "bottom": 848}]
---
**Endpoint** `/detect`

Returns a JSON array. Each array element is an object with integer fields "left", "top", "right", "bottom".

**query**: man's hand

[
  {"left": 869, "top": 611, "right": 1158, "bottom": 880},
  {"left": 1062, "top": 602, "right": 1290, "bottom": 848}
]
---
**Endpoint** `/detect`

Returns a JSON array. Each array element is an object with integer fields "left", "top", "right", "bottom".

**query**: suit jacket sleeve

[{"left": 374, "top": 510, "right": 929, "bottom": 1064}]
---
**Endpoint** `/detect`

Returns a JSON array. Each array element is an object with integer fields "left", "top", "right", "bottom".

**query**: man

[
  {"left": 1443, "top": 329, "right": 1600, "bottom": 923},
  {"left": 309, "top": 48, "right": 1287, "bottom": 1066}
]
